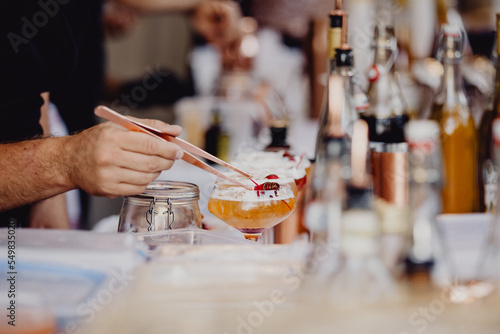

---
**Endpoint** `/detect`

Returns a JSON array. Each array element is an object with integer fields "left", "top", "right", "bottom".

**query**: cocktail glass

[
  {"left": 208, "top": 177, "right": 296, "bottom": 241},
  {"left": 230, "top": 150, "right": 311, "bottom": 243}
]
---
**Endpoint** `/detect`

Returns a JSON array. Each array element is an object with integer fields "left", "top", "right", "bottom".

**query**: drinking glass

[{"left": 208, "top": 176, "right": 296, "bottom": 241}]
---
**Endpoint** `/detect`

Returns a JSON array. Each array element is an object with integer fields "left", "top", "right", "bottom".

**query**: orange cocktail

[{"left": 208, "top": 181, "right": 296, "bottom": 241}]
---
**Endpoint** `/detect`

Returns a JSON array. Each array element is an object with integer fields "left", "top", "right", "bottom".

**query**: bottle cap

[
  {"left": 404, "top": 120, "right": 440, "bottom": 143},
  {"left": 335, "top": 47, "right": 353, "bottom": 67},
  {"left": 442, "top": 24, "right": 461, "bottom": 37},
  {"left": 329, "top": 12, "right": 343, "bottom": 28},
  {"left": 435, "top": 24, "right": 464, "bottom": 62}
]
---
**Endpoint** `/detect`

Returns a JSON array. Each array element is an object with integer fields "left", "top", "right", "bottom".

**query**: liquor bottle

[
  {"left": 315, "top": 11, "right": 344, "bottom": 159},
  {"left": 253, "top": 80, "right": 292, "bottom": 152},
  {"left": 477, "top": 118, "right": 500, "bottom": 282},
  {"left": 305, "top": 64, "right": 351, "bottom": 278},
  {"left": 315, "top": 12, "right": 367, "bottom": 159},
  {"left": 328, "top": 119, "right": 394, "bottom": 305},
  {"left": 304, "top": 133, "right": 349, "bottom": 279},
  {"left": 404, "top": 120, "right": 443, "bottom": 283},
  {"left": 307, "top": 46, "right": 361, "bottom": 244},
  {"left": 360, "top": 24, "right": 410, "bottom": 272},
  {"left": 430, "top": 24, "right": 477, "bottom": 213},
  {"left": 477, "top": 13, "right": 500, "bottom": 212},
  {"left": 204, "top": 108, "right": 230, "bottom": 162},
  {"left": 435, "top": 0, "right": 448, "bottom": 26},
  {"left": 328, "top": 10, "right": 344, "bottom": 73},
  {"left": 266, "top": 123, "right": 290, "bottom": 151},
  {"left": 264, "top": 89, "right": 290, "bottom": 152}
]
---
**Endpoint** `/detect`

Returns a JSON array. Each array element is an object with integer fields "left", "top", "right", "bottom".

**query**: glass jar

[{"left": 118, "top": 181, "right": 202, "bottom": 233}]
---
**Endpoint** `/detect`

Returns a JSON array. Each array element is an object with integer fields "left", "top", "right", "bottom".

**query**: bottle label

[
  {"left": 305, "top": 200, "right": 328, "bottom": 232},
  {"left": 408, "top": 140, "right": 436, "bottom": 156},
  {"left": 341, "top": 209, "right": 379, "bottom": 257},
  {"left": 374, "top": 197, "right": 410, "bottom": 234},
  {"left": 328, "top": 27, "right": 342, "bottom": 60},
  {"left": 483, "top": 159, "right": 498, "bottom": 212},
  {"left": 354, "top": 93, "right": 370, "bottom": 111}
]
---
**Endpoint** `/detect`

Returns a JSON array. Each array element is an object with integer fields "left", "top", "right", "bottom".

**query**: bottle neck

[
  {"left": 365, "top": 46, "right": 406, "bottom": 121},
  {"left": 328, "top": 26, "right": 343, "bottom": 71},
  {"left": 494, "top": 54, "right": 500, "bottom": 109},
  {"left": 373, "top": 48, "right": 394, "bottom": 68},
  {"left": 408, "top": 144, "right": 442, "bottom": 185},
  {"left": 335, "top": 65, "right": 354, "bottom": 77},
  {"left": 497, "top": 15, "right": 500, "bottom": 58},
  {"left": 438, "top": 61, "right": 466, "bottom": 106},
  {"left": 266, "top": 126, "right": 290, "bottom": 150}
]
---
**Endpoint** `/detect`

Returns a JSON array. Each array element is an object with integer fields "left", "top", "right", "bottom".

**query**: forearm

[
  {"left": 27, "top": 91, "right": 70, "bottom": 228},
  {"left": 30, "top": 194, "right": 70, "bottom": 229},
  {"left": 0, "top": 117, "right": 183, "bottom": 212},
  {"left": 118, "top": 0, "right": 202, "bottom": 12},
  {"left": 0, "top": 136, "right": 74, "bottom": 211}
]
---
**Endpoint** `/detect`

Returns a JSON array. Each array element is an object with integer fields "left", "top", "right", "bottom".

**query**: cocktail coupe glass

[
  {"left": 208, "top": 175, "right": 296, "bottom": 241},
  {"left": 229, "top": 150, "right": 310, "bottom": 243}
]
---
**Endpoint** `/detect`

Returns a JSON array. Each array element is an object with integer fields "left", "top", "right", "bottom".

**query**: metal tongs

[{"left": 94, "top": 106, "right": 254, "bottom": 190}]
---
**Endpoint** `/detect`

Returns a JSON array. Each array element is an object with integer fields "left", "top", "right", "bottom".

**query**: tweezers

[{"left": 94, "top": 105, "right": 254, "bottom": 190}]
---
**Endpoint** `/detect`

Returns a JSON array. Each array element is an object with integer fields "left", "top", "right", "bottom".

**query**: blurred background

[{"left": 87, "top": 0, "right": 500, "bottom": 228}]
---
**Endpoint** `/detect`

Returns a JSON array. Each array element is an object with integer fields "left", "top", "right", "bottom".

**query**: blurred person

[
  {"left": 106, "top": 0, "right": 321, "bottom": 120},
  {"left": 1, "top": 0, "right": 229, "bottom": 228},
  {"left": 458, "top": 0, "right": 495, "bottom": 59},
  {"left": 1, "top": 0, "right": 243, "bottom": 229},
  {"left": 104, "top": 0, "right": 245, "bottom": 108},
  {"left": 112, "top": 0, "right": 323, "bottom": 153}
]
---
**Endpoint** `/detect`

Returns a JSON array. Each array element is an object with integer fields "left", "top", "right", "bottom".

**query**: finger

[
  {"left": 114, "top": 149, "right": 176, "bottom": 173},
  {"left": 106, "top": 167, "right": 161, "bottom": 187},
  {"left": 117, "top": 131, "right": 183, "bottom": 160},
  {"left": 126, "top": 116, "right": 182, "bottom": 137},
  {"left": 104, "top": 183, "right": 149, "bottom": 198}
]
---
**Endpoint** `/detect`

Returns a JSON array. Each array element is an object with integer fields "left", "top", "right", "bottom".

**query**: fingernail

[
  {"left": 170, "top": 125, "right": 182, "bottom": 133},
  {"left": 175, "top": 150, "right": 184, "bottom": 160}
]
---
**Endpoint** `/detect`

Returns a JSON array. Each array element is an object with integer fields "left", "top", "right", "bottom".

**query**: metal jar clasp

[{"left": 146, "top": 197, "right": 175, "bottom": 231}]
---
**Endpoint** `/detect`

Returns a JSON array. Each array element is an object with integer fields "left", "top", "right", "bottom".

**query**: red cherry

[
  {"left": 295, "top": 175, "right": 307, "bottom": 191},
  {"left": 283, "top": 151, "right": 296, "bottom": 161},
  {"left": 254, "top": 182, "right": 280, "bottom": 197},
  {"left": 265, "top": 174, "right": 279, "bottom": 180},
  {"left": 263, "top": 182, "right": 280, "bottom": 191},
  {"left": 253, "top": 181, "right": 292, "bottom": 210},
  {"left": 254, "top": 182, "right": 280, "bottom": 191}
]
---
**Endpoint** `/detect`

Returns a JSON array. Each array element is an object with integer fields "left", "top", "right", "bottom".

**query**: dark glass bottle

[
  {"left": 204, "top": 108, "right": 230, "bottom": 163},
  {"left": 266, "top": 121, "right": 290, "bottom": 151},
  {"left": 477, "top": 13, "right": 500, "bottom": 212},
  {"left": 314, "top": 11, "right": 344, "bottom": 159}
]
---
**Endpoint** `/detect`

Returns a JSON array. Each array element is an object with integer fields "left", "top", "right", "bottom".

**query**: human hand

[
  {"left": 103, "top": 0, "right": 139, "bottom": 37},
  {"left": 66, "top": 118, "right": 183, "bottom": 198}
]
